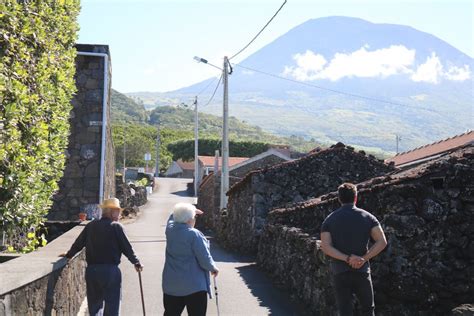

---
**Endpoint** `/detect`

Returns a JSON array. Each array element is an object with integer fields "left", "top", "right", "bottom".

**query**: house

[
  {"left": 197, "top": 155, "right": 250, "bottom": 179},
  {"left": 197, "top": 148, "right": 293, "bottom": 230},
  {"left": 164, "top": 159, "right": 195, "bottom": 178},
  {"left": 385, "top": 130, "right": 474, "bottom": 168}
]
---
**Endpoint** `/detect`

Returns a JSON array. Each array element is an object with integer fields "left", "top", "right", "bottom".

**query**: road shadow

[
  {"left": 169, "top": 189, "right": 190, "bottom": 197},
  {"left": 236, "top": 264, "right": 308, "bottom": 316},
  {"left": 205, "top": 235, "right": 255, "bottom": 264}
]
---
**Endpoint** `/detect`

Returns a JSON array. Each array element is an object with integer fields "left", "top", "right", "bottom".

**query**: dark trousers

[
  {"left": 163, "top": 291, "right": 208, "bottom": 316},
  {"left": 86, "top": 264, "right": 122, "bottom": 316},
  {"left": 333, "top": 271, "right": 374, "bottom": 316}
]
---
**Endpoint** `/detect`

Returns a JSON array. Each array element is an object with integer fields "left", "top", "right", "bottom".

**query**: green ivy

[{"left": 0, "top": 0, "right": 80, "bottom": 252}]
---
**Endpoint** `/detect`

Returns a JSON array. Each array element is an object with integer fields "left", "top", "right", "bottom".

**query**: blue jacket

[{"left": 162, "top": 215, "right": 218, "bottom": 297}]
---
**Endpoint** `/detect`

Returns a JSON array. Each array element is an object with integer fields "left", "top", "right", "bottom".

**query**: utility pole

[
  {"left": 155, "top": 123, "right": 160, "bottom": 177},
  {"left": 220, "top": 56, "right": 230, "bottom": 211},
  {"left": 194, "top": 96, "right": 199, "bottom": 197},
  {"left": 123, "top": 125, "right": 126, "bottom": 182},
  {"left": 396, "top": 134, "right": 402, "bottom": 154}
]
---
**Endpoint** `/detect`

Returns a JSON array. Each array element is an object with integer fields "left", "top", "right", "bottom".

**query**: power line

[
  {"left": 229, "top": 0, "right": 287, "bottom": 61},
  {"left": 196, "top": 76, "right": 219, "bottom": 96},
  {"left": 205, "top": 73, "right": 223, "bottom": 106},
  {"left": 232, "top": 63, "right": 438, "bottom": 113}
]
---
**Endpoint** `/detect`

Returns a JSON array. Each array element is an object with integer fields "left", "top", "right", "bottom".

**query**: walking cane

[
  {"left": 138, "top": 270, "right": 146, "bottom": 316},
  {"left": 213, "top": 275, "right": 221, "bottom": 316}
]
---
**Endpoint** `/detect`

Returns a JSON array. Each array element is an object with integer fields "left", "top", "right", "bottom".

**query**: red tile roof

[
  {"left": 198, "top": 155, "right": 249, "bottom": 168},
  {"left": 177, "top": 159, "right": 195, "bottom": 170},
  {"left": 385, "top": 130, "right": 474, "bottom": 167}
]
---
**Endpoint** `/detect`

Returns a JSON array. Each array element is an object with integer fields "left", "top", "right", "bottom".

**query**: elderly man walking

[
  {"left": 162, "top": 203, "right": 219, "bottom": 316},
  {"left": 321, "top": 183, "right": 387, "bottom": 316},
  {"left": 62, "top": 198, "right": 143, "bottom": 316}
]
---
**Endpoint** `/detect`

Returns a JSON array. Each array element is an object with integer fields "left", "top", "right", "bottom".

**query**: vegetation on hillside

[
  {"left": 111, "top": 89, "right": 148, "bottom": 123},
  {"left": 0, "top": 0, "right": 80, "bottom": 252},
  {"left": 112, "top": 124, "right": 192, "bottom": 173},
  {"left": 111, "top": 90, "right": 319, "bottom": 171},
  {"left": 167, "top": 139, "right": 271, "bottom": 161}
]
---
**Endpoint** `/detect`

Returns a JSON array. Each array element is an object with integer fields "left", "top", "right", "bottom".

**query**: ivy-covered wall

[{"left": 0, "top": 0, "right": 80, "bottom": 251}]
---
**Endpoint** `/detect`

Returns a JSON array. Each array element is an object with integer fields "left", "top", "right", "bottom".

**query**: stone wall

[
  {"left": 116, "top": 175, "right": 148, "bottom": 218},
  {"left": 221, "top": 143, "right": 394, "bottom": 254},
  {"left": 197, "top": 153, "right": 289, "bottom": 231},
  {"left": 197, "top": 174, "right": 218, "bottom": 230},
  {"left": 49, "top": 44, "right": 115, "bottom": 220},
  {"left": 258, "top": 145, "right": 474, "bottom": 315},
  {"left": 0, "top": 224, "right": 87, "bottom": 315}
]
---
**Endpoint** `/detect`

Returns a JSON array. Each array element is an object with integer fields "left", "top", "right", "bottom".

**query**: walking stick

[
  {"left": 213, "top": 275, "right": 221, "bottom": 316},
  {"left": 138, "top": 270, "right": 146, "bottom": 316}
]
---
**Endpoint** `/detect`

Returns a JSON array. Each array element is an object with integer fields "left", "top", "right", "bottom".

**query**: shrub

[{"left": 0, "top": 0, "right": 80, "bottom": 252}]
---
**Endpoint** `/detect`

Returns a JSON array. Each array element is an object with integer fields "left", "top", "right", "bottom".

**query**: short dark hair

[{"left": 338, "top": 183, "right": 357, "bottom": 204}]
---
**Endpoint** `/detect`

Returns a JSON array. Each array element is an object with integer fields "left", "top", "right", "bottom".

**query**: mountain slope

[
  {"left": 111, "top": 90, "right": 318, "bottom": 152},
  {"left": 130, "top": 16, "right": 473, "bottom": 152},
  {"left": 111, "top": 89, "right": 148, "bottom": 123}
]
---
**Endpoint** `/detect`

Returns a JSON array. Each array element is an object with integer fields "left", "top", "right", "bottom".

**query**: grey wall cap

[{"left": 0, "top": 222, "right": 86, "bottom": 296}]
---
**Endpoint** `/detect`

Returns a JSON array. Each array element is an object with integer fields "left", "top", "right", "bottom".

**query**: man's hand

[
  {"left": 348, "top": 255, "right": 365, "bottom": 269},
  {"left": 135, "top": 263, "right": 144, "bottom": 272},
  {"left": 211, "top": 268, "right": 219, "bottom": 277},
  {"left": 196, "top": 209, "right": 204, "bottom": 216}
]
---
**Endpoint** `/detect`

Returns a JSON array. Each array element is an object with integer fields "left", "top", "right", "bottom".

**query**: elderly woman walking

[{"left": 162, "top": 203, "right": 219, "bottom": 316}]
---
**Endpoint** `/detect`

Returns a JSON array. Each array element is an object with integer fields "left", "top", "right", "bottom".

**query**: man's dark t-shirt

[{"left": 321, "top": 204, "right": 380, "bottom": 275}]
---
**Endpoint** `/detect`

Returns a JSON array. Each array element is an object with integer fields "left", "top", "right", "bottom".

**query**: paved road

[{"left": 120, "top": 177, "right": 302, "bottom": 316}]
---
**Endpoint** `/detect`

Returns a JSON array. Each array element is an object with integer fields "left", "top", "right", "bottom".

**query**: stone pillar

[{"left": 48, "top": 44, "right": 115, "bottom": 220}]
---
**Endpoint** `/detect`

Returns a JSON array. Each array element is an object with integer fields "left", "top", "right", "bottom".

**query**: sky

[{"left": 78, "top": 0, "right": 473, "bottom": 93}]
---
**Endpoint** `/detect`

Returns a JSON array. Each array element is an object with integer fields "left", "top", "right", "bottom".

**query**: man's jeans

[
  {"left": 86, "top": 264, "right": 122, "bottom": 316},
  {"left": 333, "top": 271, "right": 375, "bottom": 316}
]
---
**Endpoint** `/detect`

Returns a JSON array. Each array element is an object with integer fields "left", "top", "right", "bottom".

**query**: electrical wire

[
  {"left": 229, "top": 0, "right": 287, "bottom": 61},
  {"left": 205, "top": 73, "right": 223, "bottom": 106},
  {"left": 232, "top": 63, "right": 438, "bottom": 113},
  {"left": 196, "top": 76, "right": 219, "bottom": 96}
]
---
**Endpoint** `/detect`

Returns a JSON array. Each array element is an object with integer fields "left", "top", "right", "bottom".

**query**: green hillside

[
  {"left": 110, "top": 90, "right": 320, "bottom": 171},
  {"left": 111, "top": 89, "right": 148, "bottom": 123}
]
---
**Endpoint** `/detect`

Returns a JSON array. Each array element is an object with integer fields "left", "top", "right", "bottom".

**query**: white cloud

[
  {"left": 318, "top": 45, "right": 415, "bottom": 81},
  {"left": 410, "top": 53, "right": 444, "bottom": 83},
  {"left": 282, "top": 46, "right": 471, "bottom": 84},
  {"left": 242, "top": 70, "right": 255, "bottom": 75},
  {"left": 444, "top": 65, "right": 471, "bottom": 81},
  {"left": 283, "top": 45, "right": 415, "bottom": 81},
  {"left": 283, "top": 50, "right": 327, "bottom": 81}
]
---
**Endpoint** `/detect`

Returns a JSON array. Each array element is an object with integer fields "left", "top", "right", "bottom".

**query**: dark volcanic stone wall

[
  {"left": 258, "top": 145, "right": 474, "bottom": 315},
  {"left": 49, "top": 45, "right": 115, "bottom": 220},
  {"left": 221, "top": 143, "right": 394, "bottom": 254},
  {"left": 197, "top": 175, "right": 219, "bottom": 230},
  {"left": 197, "top": 153, "right": 289, "bottom": 231}
]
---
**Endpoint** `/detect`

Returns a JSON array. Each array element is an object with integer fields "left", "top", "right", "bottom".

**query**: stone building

[
  {"left": 385, "top": 130, "right": 473, "bottom": 168},
  {"left": 48, "top": 44, "right": 115, "bottom": 220},
  {"left": 197, "top": 149, "right": 292, "bottom": 230},
  {"left": 258, "top": 144, "right": 474, "bottom": 315},
  {"left": 218, "top": 143, "right": 394, "bottom": 254}
]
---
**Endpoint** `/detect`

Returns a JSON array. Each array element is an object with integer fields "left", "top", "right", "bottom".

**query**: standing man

[
  {"left": 321, "top": 183, "right": 387, "bottom": 316},
  {"left": 61, "top": 198, "right": 143, "bottom": 316}
]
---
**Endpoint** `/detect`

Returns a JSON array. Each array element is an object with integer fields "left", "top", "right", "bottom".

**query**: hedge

[
  {"left": 167, "top": 138, "right": 271, "bottom": 161},
  {"left": 0, "top": 0, "right": 80, "bottom": 252}
]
